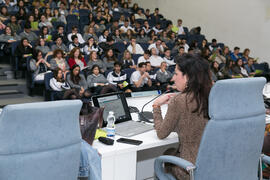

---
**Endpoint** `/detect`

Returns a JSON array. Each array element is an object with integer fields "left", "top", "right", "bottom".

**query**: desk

[{"left": 92, "top": 95, "right": 178, "bottom": 180}]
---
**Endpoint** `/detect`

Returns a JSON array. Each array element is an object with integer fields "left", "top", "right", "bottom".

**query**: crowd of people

[{"left": 0, "top": 0, "right": 268, "bottom": 100}]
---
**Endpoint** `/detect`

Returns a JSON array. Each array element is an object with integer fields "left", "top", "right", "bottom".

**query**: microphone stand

[{"left": 139, "top": 90, "right": 171, "bottom": 123}]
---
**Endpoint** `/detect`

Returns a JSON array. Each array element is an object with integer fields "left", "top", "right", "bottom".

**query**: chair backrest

[
  {"left": 0, "top": 100, "right": 82, "bottom": 180},
  {"left": 44, "top": 71, "right": 54, "bottom": 91},
  {"left": 195, "top": 77, "right": 266, "bottom": 180}
]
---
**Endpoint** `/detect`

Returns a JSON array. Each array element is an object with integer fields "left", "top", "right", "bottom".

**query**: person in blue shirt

[
  {"left": 241, "top": 48, "right": 250, "bottom": 64},
  {"left": 244, "top": 58, "right": 256, "bottom": 76},
  {"left": 230, "top": 46, "right": 242, "bottom": 61}
]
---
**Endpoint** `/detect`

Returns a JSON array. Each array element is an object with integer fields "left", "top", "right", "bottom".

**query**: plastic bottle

[{"left": 106, "top": 111, "right": 116, "bottom": 138}]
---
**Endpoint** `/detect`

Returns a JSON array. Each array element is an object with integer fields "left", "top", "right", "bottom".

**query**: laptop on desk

[{"left": 92, "top": 92, "right": 154, "bottom": 137}]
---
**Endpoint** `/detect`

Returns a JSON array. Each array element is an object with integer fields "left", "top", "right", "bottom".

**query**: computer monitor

[{"left": 92, "top": 92, "right": 132, "bottom": 126}]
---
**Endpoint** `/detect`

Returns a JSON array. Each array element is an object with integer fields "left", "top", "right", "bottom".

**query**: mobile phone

[{"left": 117, "top": 138, "right": 143, "bottom": 145}]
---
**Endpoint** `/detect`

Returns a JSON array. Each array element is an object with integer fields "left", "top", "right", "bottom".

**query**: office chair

[
  {"left": 155, "top": 77, "right": 266, "bottom": 180},
  {"left": 0, "top": 100, "right": 82, "bottom": 180}
]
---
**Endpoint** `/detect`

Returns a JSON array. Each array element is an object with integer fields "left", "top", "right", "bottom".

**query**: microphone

[{"left": 139, "top": 89, "right": 172, "bottom": 123}]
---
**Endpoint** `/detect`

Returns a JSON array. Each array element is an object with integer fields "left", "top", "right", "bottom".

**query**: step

[
  {"left": 0, "top": 96, "right": 44, "bottom": 108},
  {"left": 0, "top": 89, "right": 22, "bottom": 95}
]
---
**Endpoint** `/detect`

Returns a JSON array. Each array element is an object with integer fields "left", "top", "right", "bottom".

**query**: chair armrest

[
  {"left": 262, "top": 154, "right": 270, "bottom": 164},
  {"left": 155, "top": 155, "right": 196, "bottom": 180}
]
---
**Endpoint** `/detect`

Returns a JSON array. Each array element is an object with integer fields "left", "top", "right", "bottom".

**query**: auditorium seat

[
  {"left": 0, "top": 100, "right": 82, "bottom": 180},
  {"left": 155, "top": 77, "right": 266, "bottom": 180}
]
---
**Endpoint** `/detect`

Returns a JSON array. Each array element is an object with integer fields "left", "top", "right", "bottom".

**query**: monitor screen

[{"left": 95, "top": 93, "right": 130, "bottom": 122}]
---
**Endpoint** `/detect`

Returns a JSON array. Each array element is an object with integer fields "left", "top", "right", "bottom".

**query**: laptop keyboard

[{"left": 115, "top": 121, "right": 154, "bottom": 137}]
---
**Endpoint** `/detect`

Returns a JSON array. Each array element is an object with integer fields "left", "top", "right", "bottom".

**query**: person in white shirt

[
  {"left": 130, "top": 62, "right": 152, "bottom": 91},
  {"left": 149, "top": 47, "right": 165, "bottom": 68},
  {"left": 98, "top": 29, "right": 109, "bottom": 43},
  {"left": 177, "top": 19, "right": 185, "bottom": 35},
  {"left": 107, "top": 62, "right": 131, "bottom": 92},
  {"left": 152, "top": 23, "right": 163, "bottom": 35},
  {"left": 137, "top": 50, "right": 151, "bottom": 65},
  {"left": 142, "top": 20, "right": 151, "bottom": 34},
  {"left": 67, "top": 26, "right": 85, "bottom": 44},
  {"left": 148, "top": 39, "right": 164, "bottom": 55},
  {"left": 163, "top": 48, "right": 175, "bottom": 66},
  {"left": 127, "top": 37, "right": 144, "bottom": 55},
  {"left": 180, "top": 38, "right": 189, "bottom": 53},
  {"left": 83, "top": 37, "right": 99, "bottom": 55},
  {"left": 120, "top": 19, "right": 134, "bottom": 33},
  {"left": 135, "top": 9, "right": 146, "bottom": 20}
]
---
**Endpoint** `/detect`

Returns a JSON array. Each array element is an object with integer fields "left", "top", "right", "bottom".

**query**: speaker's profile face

[{"left": 172, "top": 65, "right": 187, "bottom": 92}]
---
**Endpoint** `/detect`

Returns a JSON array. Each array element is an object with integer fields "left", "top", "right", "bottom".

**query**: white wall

[{"left": 133, "top": 0, "right": 270, "bottom": 63}]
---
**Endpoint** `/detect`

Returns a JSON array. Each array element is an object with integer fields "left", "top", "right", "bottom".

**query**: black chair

[
  {"left": 44, "top": 72, "right": 56, "bottom": 101},
  {"left": 132, "top": 54, "right": 142, "bottom": 65}
]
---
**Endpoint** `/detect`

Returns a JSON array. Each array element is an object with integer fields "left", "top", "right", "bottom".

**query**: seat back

[
  {"left": 0, "top": 100, "right": 82, "bottom": 180},
  {"left": 194, "top": 77, "right": 266, "bottom": 180}
]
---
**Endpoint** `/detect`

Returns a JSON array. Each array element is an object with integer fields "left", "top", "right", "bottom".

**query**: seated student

[
  {"left": 49, "top": 68, "right": 79, "bottom": 100},
  {"left": 230, "top": 47, "right": 242, "bottom": 62},
  {"left": 103, "top": 48, "right": 117, "bottom": 71},
  {"left": 67, "top": 26, "right": 85, "bottom": 44},
  {"left": 209, "top": 38, "right": 222, "bottom": 52},
  {"left": 66, "top": 64, "right": 91, "bottom": 98},
  {"left": 152, "top": 23, "right": 163, "bottom": 35},
  {"left": 244, "top": 58, "right": 256, "bottom": 76},
  {"left": 69, "top": 35, "right": 84, "bottom": 52},
  {"left": 83, "top": 26, "right": 99, "bottom": 43},
  {"left": 121, "top": 50, "right": 137, "bottom": 69},
  {"left": 29, "top": 50, "right": 51, "bottom": 81},
  {"left": 98, "top": 29, "right": 110, "bottom": 43},
  {"left": 83, "top": 37, "right": 99, "bottom": 55},
  {"left": 209, "top": 48, "right": 226, "bottom": 65},
  {"left": 242, "top": 48, "right": 250, "bottom": 64},
  {"left": 50, "top": 49, "right": 69, "bottom": 79},
  {"left": 39, "top": 14, "right": 53, "bottom": 30},
  {"left": 15, "top": 38, "right": 34, "bottom": 70},
  {"left": 232, "top": 58, "right": 249, "bottom": 78},
  {"left": 35, "top": 38, "right": 51, "bottom": 56},
  {"left": 176, "top": 19, "right": 185, "bottom": 35},
  {"left": 68, "top": 47, "right": 87, "bottom": 70},
  {"left": 87, "top": 51, "right": 107, "bottom": 73},
  {"left": 211, "top": 61, "right": 224, "bottom": 81},
  {"left": 130, "top": 62, "right": 152, "bottom": 92},
  {"left": 174, "top": 46, "right": 185, "bottom": 59},
  {"left": 87, "top": 65, "right": 117, "bottom": 95},
  {"left": 137, "top": 50, "right": 151, "bottom": 65},
  {"left": 107, "top": 62, "right": 132, "bottom": 93},
  {"left": 19, "top": 22, "right": 38, "bottom": 43},
  {"left": 119, "top": 19, "right": 134, "bottom": 34},
  {"left": 220, "top": 60, "right": 234, "bottom": 79},
  {"left": 7, "top": 15, "right": 21, "bottom": 34},
  {"left": 156, "top": 62, "right": 173, "bottom": 92},
  {"left": 39, "top": 26, "right": 53, "bottom": 42},
  {"left": 149, "top": 48, "right": 165, "bottom": 68},
  {"left": 136, "top": 29, "right": 150, "bottom": 44},
  {"left": 127, "top": 36, "right": 144, "bottom": 55},
  {"left": 52, "top": 25, "right": 68, "bottom": 45},
  {"left": 51, "top": 36, "right": 69, "bottom": 53},
  {"left": 145, "top": 61, "right": 158, "bottom": 88},
  {"left": 148, "top": 39, "right": 164, "bottom": 55},
  {"left": 163, "top": 48, "right": 175, "bottom": 66},
  {"left": 0, "top": 26, "right": 21, "bottom": 43}
]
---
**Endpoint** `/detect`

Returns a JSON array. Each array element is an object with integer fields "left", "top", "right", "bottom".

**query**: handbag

[{"left": 79, "top": 102, "right": 104, "bottom": 145}]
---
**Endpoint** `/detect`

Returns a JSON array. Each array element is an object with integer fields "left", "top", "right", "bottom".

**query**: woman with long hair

[
  {"left": 68, "top": 47, "right": 87, "bottom": 70},
  {"left": 121, "top": 50, "right": 136, "bottom": 69},
  {"left": 87, "top": 51, "right": 106, "bottom": 73},
  {"left": 232, "top": 58, "right": 249, "bottom": 78},
  {"left": 103, "top": 48, "right": 117, "bottom": 71},
  {"left": 50, "top": 49, "right": 69, "bottom": 79},
  {"left": 87, "top": 64, "right": 117, "bottom": 95},
  {"left": 66, "top": 64, "right": 91, "bottom": 98},
  {"left": 152, "top": 54, "right": 212, "bottom": 180}
]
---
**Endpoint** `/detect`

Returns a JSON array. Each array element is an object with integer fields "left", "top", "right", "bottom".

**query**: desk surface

[{"left": 92, "top": 95, "right": 179, "bottom": 157}]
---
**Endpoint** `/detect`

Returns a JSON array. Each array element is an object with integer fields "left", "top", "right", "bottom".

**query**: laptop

[{"left": 92, "top": 92, "right": 154, "bottom": 137}]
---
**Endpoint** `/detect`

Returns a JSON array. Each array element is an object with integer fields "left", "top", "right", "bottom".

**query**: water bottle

[{"left": 106, "top": 111, "right": 116, "bottom": 138}]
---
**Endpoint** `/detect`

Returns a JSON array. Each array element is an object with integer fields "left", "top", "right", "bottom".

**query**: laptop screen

[{"left": 92, "top": 92, "right": 131, "bottom": 124}]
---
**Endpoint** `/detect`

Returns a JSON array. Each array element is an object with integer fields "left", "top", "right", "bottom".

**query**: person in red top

[{"left": 68, "top": 47, "right": 87, "bottom": 70}]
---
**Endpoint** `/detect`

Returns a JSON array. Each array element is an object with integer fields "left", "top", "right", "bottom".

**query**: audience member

[
  {"left": 87, "top": 51, "right": 106, "bottom": 73},
  {"left": 121, "top": 50, "right": 136, "bottom": 69},
  {"left": 87, "top": 64, "right": 116, "bottom": 95},
  {"left": 127, "top": 36, "right": 144, "bottom": 55},
  {"left": 130, "top": 62, "right": 152, "bottom": 91},
  {"left": 107, "top": 62, "right": 131, "bottom": 92},
  {"left": 149, "top": 48, "right": 164, "bottom": 68}
]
